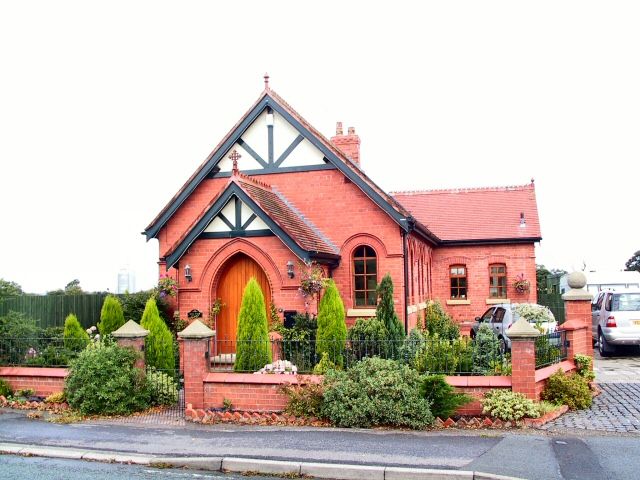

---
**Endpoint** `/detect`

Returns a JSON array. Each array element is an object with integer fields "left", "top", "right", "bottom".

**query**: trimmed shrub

[
  {"left": 316, "top": 280, "right": 347, "bottom": 367},
  {"left": 235, "top": 278, "right": 271, "bottom": 372},
  {"left": 65, "top": 344, "right": 150, "bottom": 415},
  {"left": 147, "top": 369, "right": 178, "bottom": 406},
  {"left": 347, "top": 317, "right": 389, "bottom": 361},
  {"left": 63, "top": 314, "right": 90, "bottom": 352},
  {"left": 421, "top": 375, "right": 472, "bottom": 420},
  {"left": 322, "top": 357, "right": 434, "bottom": 429},
  {"left": 481, "top": 389, "right": 540, "bottom": 421},
  {"left": 376, "top": 274, "right": 404, "bottom": 357},
  {"left": 281, "top": 383, "right": 325, "bottom": 418},
  {"left": 98, "top": 295, "right": 125, "bottom": 336},
  {"left": 424, "top": 300, "right": 459, "bottom": 340},
  {"left": 141, "top": 298, "right": 175, "bottom": 372},
  {"left": 542, "top": 369, "right": 592, "bottom": 410},
  {"left": 0, "top": 378, "right": 13, "bottom": 397},
  {"left": 471, "top": 324, "right": 501, "bottom": 374}
]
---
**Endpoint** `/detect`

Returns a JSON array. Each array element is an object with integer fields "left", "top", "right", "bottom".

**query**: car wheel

[{"left": 598, "top": 330, "right": 615, "bottom": 357}]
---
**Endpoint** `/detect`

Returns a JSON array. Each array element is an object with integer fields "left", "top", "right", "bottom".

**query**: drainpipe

[{"left": 402, "top": 230, "right": 409, "bottom": 334}]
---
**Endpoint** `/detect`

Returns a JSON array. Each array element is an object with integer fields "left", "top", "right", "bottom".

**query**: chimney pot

[
  {"left": 336, "top": 122, "right": 343, "bottom": 135},
  {"left": 348, "top": 127, "right": 355, "bottom": 135}
]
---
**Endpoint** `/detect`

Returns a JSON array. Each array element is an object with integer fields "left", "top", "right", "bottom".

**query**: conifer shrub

[
  {"left": 63, "top": 314, "right": 90, "bottom": 352},
  {"left": 347, "top": 317, "right": 389, "bottom": 361},
  {"left": 398, "top": 328, "right": 427, "bottom": 365},
  {"left": 321, "top": 357, "right": 434, "bottom": 429},
  {"left": 315, "top": 280, "right": 347, "bottom": 367},
  {"left": 65, "top": 344, "right": 150, "bottom": 415},
  {"left": 98, "top": 295, "right": 125, "bottom": 336},
  {"left": 234, "top": 278, "right": 271, "bottom": 372},
  {"left": 141, "top": 298, "right": 176, "bottom": 372},
  {"left": 376, "top": 274, "right": 404, "bottom": 357},
  {"left": 424, "top": 300, "right": 459, "bottom": 340},
  {"left": 421, "top": 375, "right": 472, "bottom": 420},
  {"left": 471, "top": 324, "right": 501, "bottom": 374},
  {"left": 312, "top": 352, "right": 338, "bottom": 375}
]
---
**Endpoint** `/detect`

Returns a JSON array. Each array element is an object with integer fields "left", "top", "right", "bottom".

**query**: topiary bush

[
  {"left": 481, "top": 389, "right": 540, "bottom": 420},
  {"left": 321, "top": 357, "right": 434, "bottom": 429},
  {"left": 63, "top": 314, "right": 90, "bottom": 353},
  {"left": 316, "top": 280, "right": 347, "bottom": 367},
  {"left": 347, "top": 317, "right": 389, "bottom": 362},
  {"left": 424, "top": 300, "right": 459, "bottom": 340},
  {"left": 65, "top": 344, "right": 150, "bottom": 415},
  {"left": 98, "top": 295, "right": 125, "bottom": 337},
  {"left": 140, "top": 298, "right": 176, "bottom": 372},
  {"left": 146, "top": 369, "right": 178, "bottom": 406},
  {"left": 375, "top": 274, "right": 404, "bottom": 358},
  {"left": 421, "top": 375, "right": 472, "bottom": 420},
  {"left": 542, "top": 369, "right": 592, "bottom": 410},
  {"left": 0, "top": 378, "right": 13, "bottom": 397},
  {"left": 234, "top": 278, "right": 271, "bottom": 372}
]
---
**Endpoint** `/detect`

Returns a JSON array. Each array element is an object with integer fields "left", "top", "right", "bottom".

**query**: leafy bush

[
  {"left": 414, "top": 335, "right": 471, "bottom": 374},
  {"left": 424, "top": 300, "right": 459, "bottom": 340},
  {"left": 276, "top": 313, "right": 318, "bottom": 372},
  {"left": 471, "top": 324, "right": 501, "bottom": 374},
  {"left": 63, "top": 314, "right": 90, "bottom": 352},
  {"left": 65, "top": 344, "right": 150, "bottom": 415},
  {"left": 375, "top": 274, "right": 404, "bottom": 358},
  {"left": 0, "top": 378, "right": 13, "bottom": 397},
  {"left": 481, "top": 389, "right": 540, "bottom": 420},
  {"left": 512, "top": 303, "right": 555, "bottom": 324},
  {"left": 234, "top": 278, "right": 271, "bottom": 372},
  {"left": 316, "top": 280, "right": 347, "bottom": 367},
  {"left": 542, "top": 369, "right": 592, "bottom": 410},
  {"left": 347, "top": 317, "right": 389, "bottom": 361},
  {"left": 574, "top": 354, "right": 595, "bottom": 381},
  {"left": 421, "top": 375, "right": 472, "bottom": 420},
  {"left": 25, "top": 345, "right": 73, "bottom": 367},
  {"left": 398, "top": 328, "right": 427, "bottom": 365},
  {"left": 322, "top": 357, "right": 434, "bottom": 429},
  {"left": 0, "top": 311, "right": 42, "bottom": 365},
  {"left": 147, "top": 369, "right": 178, "bottom": 406},
  {"left": 121, "top": 289, "right": 175, "bottom": 333},
  {"left": 141, "top": 298, "right": 176, "bottom": 372},
  {"left": 45, "top": 391, "right": 66, "bottom": 403},
  {"left": 312, "top": 352, "right": 337, "bottom": 375},
  {"left": 281, "top": 383, "right": 325, "bottom": 418},
  {"left": 98, "top": 295, "right": 125, "bottom": 336}
]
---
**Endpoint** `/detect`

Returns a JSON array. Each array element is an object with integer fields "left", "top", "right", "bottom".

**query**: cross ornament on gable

[{"left": 229, "top": 149, "right": 241, "bottom": 174}]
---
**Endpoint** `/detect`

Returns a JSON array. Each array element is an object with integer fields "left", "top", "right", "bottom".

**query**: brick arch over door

[{"left": 215, "top": 253, "right": 272, "bottom": 354}]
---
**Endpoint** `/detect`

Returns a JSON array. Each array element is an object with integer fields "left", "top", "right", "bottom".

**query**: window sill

[
  {"left": 446, "top": 299, "right": 471, "bottom": 305},
  {"left": 346, "top": 308, "right": 376, "bottom": 317},
  {"left": 486, "top": 298, "right": 510, "bottom": 305}
]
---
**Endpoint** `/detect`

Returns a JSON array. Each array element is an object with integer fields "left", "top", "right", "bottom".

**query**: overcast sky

[{"left": 1, "top": 1, "right": 638, "bottom": 294}]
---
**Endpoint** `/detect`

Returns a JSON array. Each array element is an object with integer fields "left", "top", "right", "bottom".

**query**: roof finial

[
  {"left": 229, "top": 149, "right": 241, "bottom": 175},
  {"left": 531, "top": 177, "right": 535, "bottom": 185},
  {"left": 263, "top": 72, "right": 270, "bottom": 90}
]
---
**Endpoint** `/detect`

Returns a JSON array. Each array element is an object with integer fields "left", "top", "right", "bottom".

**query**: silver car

[
  {"left": 470, "top": 303, "right": 558, "bottom": 353},
  {"left": 592, "top": 290, "right": 640, "bottom": 356}
]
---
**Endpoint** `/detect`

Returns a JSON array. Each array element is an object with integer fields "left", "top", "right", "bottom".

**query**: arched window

[
  {"left": 353, "top": 245, "right": 377, "bottom": 307},
  {"left": 489, "top": 263, "right": 507, "bottom": 298}
]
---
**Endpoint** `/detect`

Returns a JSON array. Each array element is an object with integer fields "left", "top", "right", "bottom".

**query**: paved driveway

[{"left": 542, "top": 348, "right": 640, "bottom": 434}]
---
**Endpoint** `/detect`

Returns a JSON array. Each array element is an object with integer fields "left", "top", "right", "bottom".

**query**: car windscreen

[{"left": 612, "top": 293, "right": 640, "bottom": 312}]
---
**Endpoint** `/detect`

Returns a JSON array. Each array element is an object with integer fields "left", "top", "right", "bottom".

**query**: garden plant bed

[{"left": 0, "top": 394, "right": 68, "bottom": 413}]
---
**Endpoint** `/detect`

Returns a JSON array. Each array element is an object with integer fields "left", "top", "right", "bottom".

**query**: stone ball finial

[{"left": 567, "top": 271, "right": 587, "bottom": 289}]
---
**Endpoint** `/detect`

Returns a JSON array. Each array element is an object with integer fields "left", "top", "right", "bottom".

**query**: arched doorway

[{"left": 215, "top": 253, "right": 271, "bottom": 354}]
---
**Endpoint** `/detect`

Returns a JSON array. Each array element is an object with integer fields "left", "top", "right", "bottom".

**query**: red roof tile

[{"left": 392, "top": 183, "right": 541, "bottom": 242}]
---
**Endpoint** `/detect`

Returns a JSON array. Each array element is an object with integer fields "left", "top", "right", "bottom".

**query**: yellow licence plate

[{"left": 634, "top": 320, "right": 640, "bottom": 326}]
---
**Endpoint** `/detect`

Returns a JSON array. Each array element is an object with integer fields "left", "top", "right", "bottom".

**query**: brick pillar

[
  {"left": 508, "top": 318, "right": 541, "bottom": 401},
  {"left": 112, "top": 320, "right": 149, "bottom": 371},
  {"left": 561, "top": 272, "right": 594, "bottom": 360},
  {"left": 178, "top": 320, "right": 215, "bottom": 410},
  {"left": 269, "top": 331, "right": 283, "bottom": 362}
]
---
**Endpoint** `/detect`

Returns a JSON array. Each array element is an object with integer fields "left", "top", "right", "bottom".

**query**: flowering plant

[
  {"left": 158, "top": 274, "right": 178, "bottom": 298},
  {"left": 298, "top": 261, "right": 329, "bottom": 298},
  {"left": 512, "top": 274, "right": 530, "bottom": 294}
]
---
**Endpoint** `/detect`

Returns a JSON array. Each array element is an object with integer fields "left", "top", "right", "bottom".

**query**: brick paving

[{"left": 542, "top": 350, "right": 640, "bottom": 434}]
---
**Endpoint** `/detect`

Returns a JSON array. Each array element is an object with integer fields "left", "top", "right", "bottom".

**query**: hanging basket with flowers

[{"left": 513, "top": 274, "right": 531, "bottom": 294}]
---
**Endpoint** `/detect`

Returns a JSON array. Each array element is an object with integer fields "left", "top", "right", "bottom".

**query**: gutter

[{"left": 402, "top": 228, "right": 409, "bottom": 334}]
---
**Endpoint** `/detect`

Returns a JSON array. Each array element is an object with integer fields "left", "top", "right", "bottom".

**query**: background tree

[
  {"left": 536, "top": 264, "right": 567, "bottom": 294},
  {"left": 140, "top": 297, "right": 175, "bottom": 372},
  {"left": 234, "top": 278, "right": 271, "bottom": 371},
  {"left": 376, "top": 273, "right": 404, "bottom": 356},
  {"left": 0, "top": 279, "right": 23, "bottom": 300},
  {"left": 64, "top": 279, "right": 83, "bottom": 295},
  {"left": 98, "top": 295, "right": 125, "bottom": 336},
  {"left": 316, "top": 279, "right": 347, "bottom": 367},
  {"left": 625, "top": 250, "right": 640, "bottom": 272},
  {"left": 63, "top": 313, "right": 90, "bottom": 352}
]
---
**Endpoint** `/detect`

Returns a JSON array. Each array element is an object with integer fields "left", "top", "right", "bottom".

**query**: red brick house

[{"left": 144, "top": 81, "right": 541, "bottom": 345}]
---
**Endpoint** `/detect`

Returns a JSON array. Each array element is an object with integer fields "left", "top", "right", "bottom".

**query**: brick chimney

[{"left": 330, "top": 122, "right": 361, "bottom": 166}]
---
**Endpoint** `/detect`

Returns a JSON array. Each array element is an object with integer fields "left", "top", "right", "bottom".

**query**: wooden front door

[{"left": 215, "top": 253, "right": 271, "bottom": 354}]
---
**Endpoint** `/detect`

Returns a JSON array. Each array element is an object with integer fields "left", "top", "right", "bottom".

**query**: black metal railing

[
  {"left": 0, "top": 337, "right": 87, "bottom": 367},
  {"left": 535, "top": 330, "right": 568, "bottom": 368}
]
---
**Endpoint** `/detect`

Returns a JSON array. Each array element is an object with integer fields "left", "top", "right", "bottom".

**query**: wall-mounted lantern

[
  {"left": 286, "top": 260, "right": 295, "bottom": 279},
  {"left": 184, "top": 264, "right": 192, "bottom": 282}
]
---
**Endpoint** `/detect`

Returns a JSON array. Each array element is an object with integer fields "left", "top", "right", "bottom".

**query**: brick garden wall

[{"left": 0, "top": 367, "right": 67, "bottom": 397}]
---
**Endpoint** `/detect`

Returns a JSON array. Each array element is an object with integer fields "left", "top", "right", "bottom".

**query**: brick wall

[
  {"left": 203, "top": 372, "right": 322, "bottom": 412},
  {"left": 446, "top": 376, "right": 512, "bottom": 416},
  {"left": 0, "top": 367, "right": 67, "bottom": 397}
]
